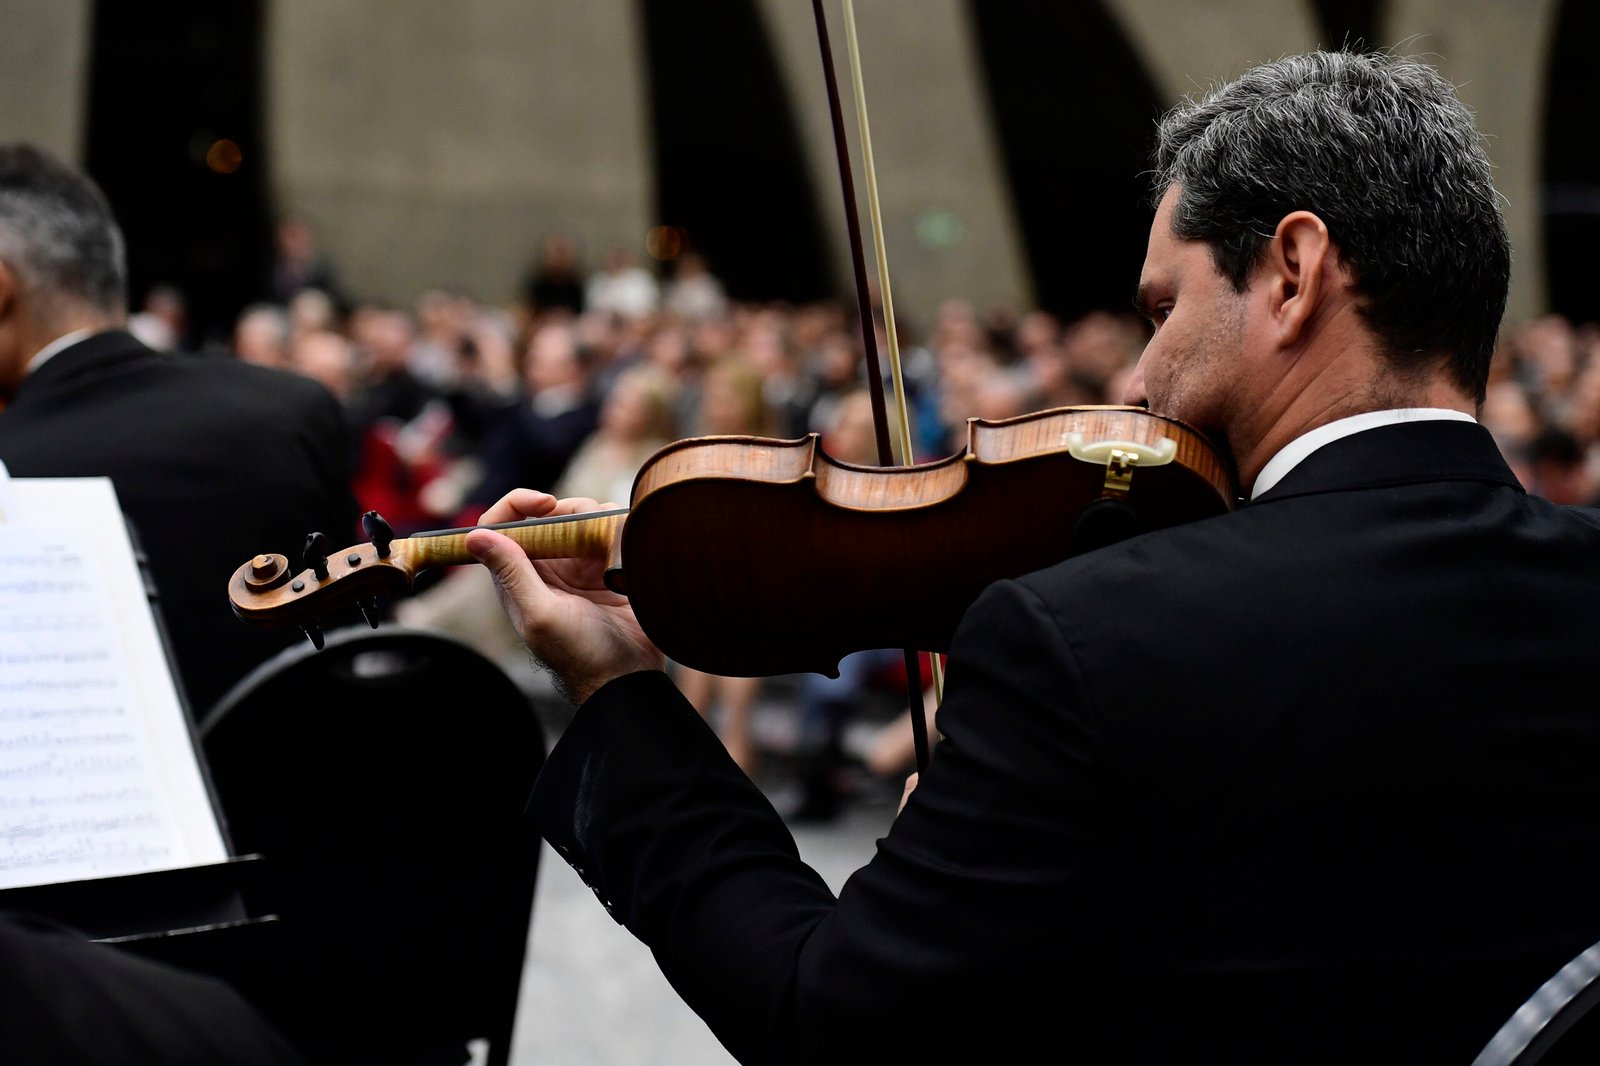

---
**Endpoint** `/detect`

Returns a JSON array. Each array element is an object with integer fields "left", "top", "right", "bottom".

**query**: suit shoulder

[
  {"left": 1564, "top": 503, "right": 1600, "bottom": 531},
  {"left": 1020, "top": 506, "right": 1259, "bottom": 601},
  {"left": 183, "top": 356, "right": 342, "bottom": 410}
]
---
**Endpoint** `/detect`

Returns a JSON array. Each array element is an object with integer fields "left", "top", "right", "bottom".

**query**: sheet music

[{"left": 0, "top": 475, "right": 227, "bottom": 889}]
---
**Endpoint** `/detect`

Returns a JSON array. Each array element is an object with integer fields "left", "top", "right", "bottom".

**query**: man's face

[{"left": 1122, "top": 186, "right": 1256, "bottom": 437}]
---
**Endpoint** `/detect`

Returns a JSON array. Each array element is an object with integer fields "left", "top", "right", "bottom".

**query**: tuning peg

[
  {"left": 358, "top": 599, "right": 380, "bottom": 630},
  {"left": 303, "top": 531, "right": 330, "bottom": 580},
  {"left": 362, "top": 511, "right": 395, "bottom": 558},
  {"left": 301, "top": 622, "right": 325, "bottom": 651}
]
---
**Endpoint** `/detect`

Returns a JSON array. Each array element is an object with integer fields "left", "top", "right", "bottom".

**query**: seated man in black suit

[
  {"left": 0, "top": 143, "right": 357, "bottom": 717},
  {"left": 467, "top": 52, "right": 1600, "bottom": 1064}
]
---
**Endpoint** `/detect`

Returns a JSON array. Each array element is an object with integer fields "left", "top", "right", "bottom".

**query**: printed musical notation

[{"left": 0, "top": 477, "right": 225, "bottom": 890}]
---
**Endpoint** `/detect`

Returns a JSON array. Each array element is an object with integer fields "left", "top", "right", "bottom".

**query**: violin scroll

[
  {"left": 228, "top": 537, "right": 413, "bottom": 630},
  {"left": 228, "top": 506, "right": 629, "bottom": 641}
]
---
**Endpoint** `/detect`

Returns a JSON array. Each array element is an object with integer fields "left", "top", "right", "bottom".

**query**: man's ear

[
  {"left": 1265, "top": 210, "right": 1334, "bottom": 349},
  {"left": 0, "top": 261, "right": 17, "bottom": 323}
]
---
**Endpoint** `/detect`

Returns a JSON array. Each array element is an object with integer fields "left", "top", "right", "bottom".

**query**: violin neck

[{"left": 399, "top": 508, "right": 629, "bottom": 571}]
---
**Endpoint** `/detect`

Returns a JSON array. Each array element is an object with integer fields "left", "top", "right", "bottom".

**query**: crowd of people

[
  {"left": 1483, "top": 312, "right": 1600, "bottom": 504},
  {"left": 118, "top": 216, "right": 1600, "bottom": 816}
]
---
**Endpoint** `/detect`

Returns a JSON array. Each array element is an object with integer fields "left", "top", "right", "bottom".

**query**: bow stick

[{"left": 810, "top": 0, "right": 937, "bottom": 772}]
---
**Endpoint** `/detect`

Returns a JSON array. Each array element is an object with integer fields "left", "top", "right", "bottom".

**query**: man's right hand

[{"left": 466, "top": 488, "right": 665, "bottom": 705}]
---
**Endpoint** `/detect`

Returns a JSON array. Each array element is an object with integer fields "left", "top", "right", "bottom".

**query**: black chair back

[
  {"left": 200, "top": 626, "right": 545, "bottom": 1066},
  {"left": 1474, "top": 939, "right": 1600, "bottom": 1066}
]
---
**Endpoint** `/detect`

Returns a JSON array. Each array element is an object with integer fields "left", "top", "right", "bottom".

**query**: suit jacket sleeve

[{"left": 530, "top": 577, "right": 1113, "bottom": 1063}]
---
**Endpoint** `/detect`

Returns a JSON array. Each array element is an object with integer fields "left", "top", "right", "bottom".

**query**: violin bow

[{"left": 810, "top": 0, "right": 938, "bottom": 773}]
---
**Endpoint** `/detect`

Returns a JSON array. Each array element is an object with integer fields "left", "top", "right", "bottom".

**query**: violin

[{"left": 228, "top": 404, "right": 1235, "bottom": 677}]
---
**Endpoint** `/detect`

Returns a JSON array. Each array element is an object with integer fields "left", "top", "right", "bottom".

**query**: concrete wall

[
  {"left": 1105, "top": 0, "right": 1559, "bottom": 325},
  {"left": 269, "top": 0, "right": 1029, "bottom": 324},
  {"left": 1382, "top": 0, "right": 1563, "bottom": 325},
  {"left": 1105, "top": 0, "right": 1321, "bottom": 102},
  {"left": 758, "top": 0, "right": 1032, "bottom": 322},
  {"left": 4, "top": 1, "right": 1570, "bottom": 327},
  {"left": 265, "top": 0, "right": 652, "bottom": 307},
  {"left": 0, "top": 0, "right": 92, "bottom": 161}
]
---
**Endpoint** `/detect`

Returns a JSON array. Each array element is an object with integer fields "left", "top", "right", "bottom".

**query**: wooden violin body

[{"left": 229, "top": 405, "right": 1235, "bottom": 677}]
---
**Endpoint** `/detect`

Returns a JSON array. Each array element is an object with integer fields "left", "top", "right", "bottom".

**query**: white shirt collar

[
  {"left": 24, "top": 328, "right": 96, "bottom": 377},
  {"left": 1250, "top": 408, "right": 1478, "bottom": 500}
]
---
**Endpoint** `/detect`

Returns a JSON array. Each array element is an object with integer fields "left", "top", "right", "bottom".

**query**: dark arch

[
  {"left": 1309, "top": 0, "right": 1384, "bottom": 50},
  {"left": 966, "top": 1, "right": 1164, "bottom": 319},
  {"left": 1542, "top": 0, "right": 1600, "bottom": 324},
  {"left": 638, "top": 1, "right": 834, "bottom": 304},
  {"left": 85, "top": 0, "right": 271, "bottom": 348}
]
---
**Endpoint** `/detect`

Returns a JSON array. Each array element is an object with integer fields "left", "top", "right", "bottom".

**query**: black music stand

[
  {"left": 0, "top": 515, "right": 284, "bottom": 988},
  {"left": 0, "top": 855, "right": 279, "bottom": 973}
]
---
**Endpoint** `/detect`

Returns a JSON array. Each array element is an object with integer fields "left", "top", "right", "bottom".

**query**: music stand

[{"left": 0, "top": 497, "right": 282, "bottom": 988}]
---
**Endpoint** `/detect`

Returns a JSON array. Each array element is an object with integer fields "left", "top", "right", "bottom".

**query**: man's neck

[
  {"left": 25, "top": 309, "right": 120, "bottom": 361},
  {"left": 1249, "top": 407, "right": 1478, "bottom": 498},
  {"left": 2, "top": 310, "right": 121, "bottom": 401},
  {"left": 1231, "top": 343, "right": 1474, "bottom": 491},
  {"left": 1244, "top": 394, "right": 1474, "bottom": 491}
]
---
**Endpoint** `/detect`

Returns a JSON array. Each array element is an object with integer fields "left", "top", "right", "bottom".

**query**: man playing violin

[{"left": 469, "top": 51, "right": 1600, "bottom": 1063}]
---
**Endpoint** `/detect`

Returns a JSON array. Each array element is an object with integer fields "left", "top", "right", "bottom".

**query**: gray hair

[
  {"left": 0, "top": 143, "right": 127, "bottom": 320},
  {"left": 1152, "top": 51, "right": 1510, "bottom": 403},
  {"left": 237, "top": 302, "right": 291, "bottom": 343}
]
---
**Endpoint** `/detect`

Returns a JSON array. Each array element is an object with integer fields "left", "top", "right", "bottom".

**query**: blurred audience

[
  {"left": 235, "top": 303, "right": 292, "bottom": 369},
  {"left": 127, "top": 283, "right": 188, "bottom": 351},
  {"left": 663, "top": 251, "right": 728, "bottom": 322},
  {"left": 469, "top": 320, "right": 600, "bottom": 517},
  {"left": 268, "top": 216, "right": 345, "bottom": 308},
  {"left": 585, "top": 244, "right": 659, "bottom": 319},
  {"left": 288, "top": 287, "right": 338, "bottom": 341},
  {"left": 291, "top": 329, "right": 357, "bottom": 404},
  {"left": 521, "top": 232, "right": 586, "bottom": 319},
  {"left": 555, "top": 365, "right": 676, "bottom": 503}
]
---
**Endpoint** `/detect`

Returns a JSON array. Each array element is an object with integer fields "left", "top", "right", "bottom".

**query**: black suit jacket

[
  {"left": 0, "top": 331, "right": 357, "bottom": 716},
  {"left": 531, "top": 419, "right": 1600, "bottom": 1064}
]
